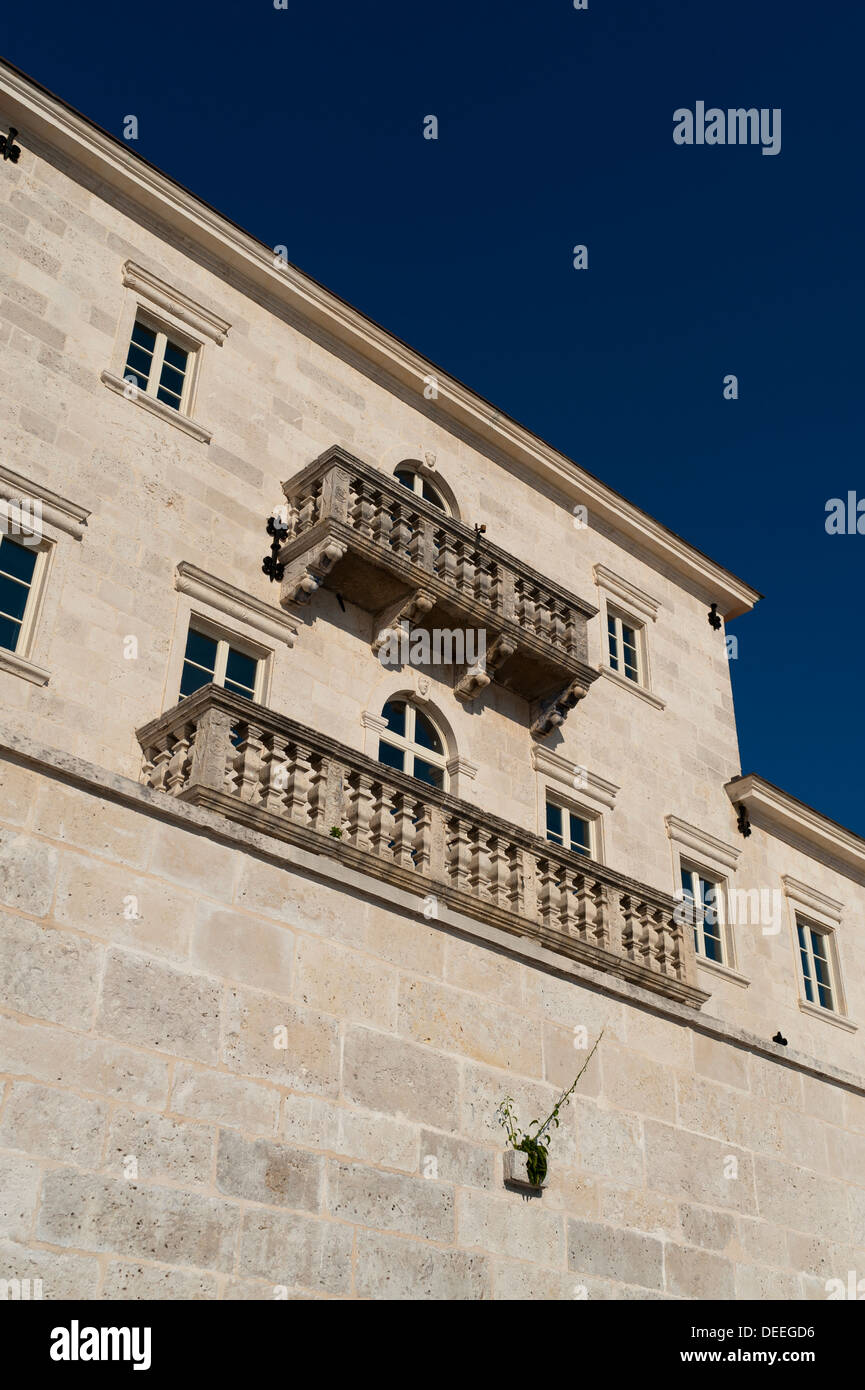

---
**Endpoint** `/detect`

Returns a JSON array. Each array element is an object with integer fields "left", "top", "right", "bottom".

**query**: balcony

[
  {"left": 277, "top": 447, "right": 599, "bottom": 735},
  {"left": 137, "top": 685, "right": 709, "bottom": 1009}
]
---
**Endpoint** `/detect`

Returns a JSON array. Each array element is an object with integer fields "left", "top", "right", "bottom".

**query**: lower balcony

[{"left": 136, "top": 685, "right": 709, "bottom": 1009}]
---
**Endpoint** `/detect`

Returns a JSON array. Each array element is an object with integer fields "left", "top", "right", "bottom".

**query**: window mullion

[{"left": 149, "top": 332, "right": 168, "bottom": 398}]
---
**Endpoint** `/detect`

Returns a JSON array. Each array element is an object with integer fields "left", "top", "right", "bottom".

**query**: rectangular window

[
  {"left": 797, "top": 918, "right": 836, "bottom": 1011},
  {"left": 681, "top": 865, "right": 723, "bottom": 963},
  {"left": 607, "top": 611, "right": 641, "bottom": 683},
  {"left": 124, "top": 318, "right": 192, "bottom": 413},
  {"left": 180, "top": 624, "right": 260, "bottom": 702},
  {"left": 546, "top": 799, "right": 592, "bottom": 857},
  {"left": 0, "top": 535, "right": 39, "bottom": 653}
]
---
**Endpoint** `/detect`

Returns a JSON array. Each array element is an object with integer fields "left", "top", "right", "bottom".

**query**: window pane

[
  {"left": 414, "top": 709, "right": 443, "bottom": 754},
  {"left": 811, "top": 930, "right": 834, "bottom": 1009},
  {"left": 225, "top": 647, "right": 257, "bottom": 695},
  {"left": 569, "top": 813, "right": 591, "bottom": 856},
  {"left": 159, "top": 363, "right": 186, "bottom": 397},
  {"left": 130, "top": 320, "right": 156, "bottom": 352},
  {"left": 607, "top": 616, "right": 619, "bottom": 669},
  {"left": 156, "top": 385, "right": 182, "bottom": 410},
  {"left": 180, "top": 661, "right": 212, "bottom": 698},
  {"left": 125, "top": 343, "right": 154, "bottom": 380},
  {"left": 395, "top": 470, "right": 415, "bottom": 493},
  {"left": 0, "top": 613, "right": 22, "bottom": 651},
  {"left": 382, "top": 700, "right": 406, "bottom": 737},
  {"left": 421, "top": 480, "right": 445, "bottom": 510},
  {"left": 378, "top": 740, "right": 404, "bottom": 773},
  {"left": 0, "top": 574, "right": 31, "bottom": 623},
  {"left": 681, "top": 867, "right": 695, "bottom": 898},
  {"left": 184, "top": 628, "right": 218, "bottom": 672},
  {"left": 546, "top": 802, "right": 564, "bottom": 844},
  {"left": 124, "top": 369, "right": 149, "bottom": 392},
  {"left": 703, "top": 928, "right": 723, "bottom": 963},
  {"left": 0, "top": 537, "right": 38, "bottom": 586},
  {"left": 413, "top": 757, "right": 443, "bottom": 790},
  {"left": 163, "top": 340, "right": 188, "bottom": 372}
]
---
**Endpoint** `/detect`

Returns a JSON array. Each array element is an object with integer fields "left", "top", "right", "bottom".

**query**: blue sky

[{"left": 4, "top": 0, "right": 863, "bottom": 832}]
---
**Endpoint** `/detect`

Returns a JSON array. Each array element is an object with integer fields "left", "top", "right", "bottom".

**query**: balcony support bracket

[{"left": 530, "top": 678, "right": 590, "bottom": 739}]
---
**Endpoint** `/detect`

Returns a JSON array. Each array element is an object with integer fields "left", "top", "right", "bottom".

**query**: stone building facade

[{"left": 0, "top": 59, "right": 862, "bottom": 1301}]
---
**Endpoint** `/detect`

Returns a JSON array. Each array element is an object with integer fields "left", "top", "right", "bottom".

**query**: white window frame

[
  {"left": 544, "top": 793, "right": 598, "bottom": 861},
  {"left": 680, "top": 861, "right": 727, "bottom": 965},
  {"left": 795, "top": 916, "right": 841, "bottom": 1015},
  {"left": 393, "top": 466, "right": 449, "bottom": 514},
  {"left": 124, "top": 312, "right": 198, "bottom": 416},
  {"left": 176, "top": 613, "right": 270, "bottom": 706},
  {"left": 781, "top": 876, "right": 855, "bottom": 1031},
  {"left": 378, "top": 698, "right": 449, "bottom": 789},
  {"left": 606, "top": 607, "right": 644, "bottom": 686},
  {"left": 0, "top": 532, "right": 54, "bottom": 685},
  {"left": 664, "top": 815, "right": 745, "bottom": 984}
]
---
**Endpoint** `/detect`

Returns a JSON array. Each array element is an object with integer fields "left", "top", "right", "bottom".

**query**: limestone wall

[{"left": 1, "top": 751, "right": 862, "bottom": 1300}]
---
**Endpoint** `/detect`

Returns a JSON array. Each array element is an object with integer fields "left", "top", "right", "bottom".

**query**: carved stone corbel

[
  {"left": 454, "top": 634, "right": 516, "bottom": 703},
  {"left": 281, "top": 540, "right": 347, "bottom": 605},
  {"left": 530, "top": 678, "right": 590, "bottom": 738},
  {"left": 371, "top": 589, "right": 436, "bottom": 657}
]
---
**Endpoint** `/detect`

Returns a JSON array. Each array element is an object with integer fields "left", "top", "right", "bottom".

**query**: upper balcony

[
  {"left": 137, "top": 684, "right": 709, "bottom": 1010},
  {"left": 276, "top": 447, "right": 599, "bottom": 734}
]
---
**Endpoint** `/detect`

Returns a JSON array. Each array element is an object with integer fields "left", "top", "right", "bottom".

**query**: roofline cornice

[
  {"left": 0, "top": 58, "right": 761, "bottom": 618},
  {"left": 726, "top": 774, "right": 865, "bottom": 875}
]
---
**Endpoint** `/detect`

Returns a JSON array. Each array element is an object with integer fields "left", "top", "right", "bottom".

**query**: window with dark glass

[
  {"left": 124, "top": 318, "right": 191, "bottom": 413},
  {"left": 394, "top": 467, "right": 447, "bottom": 513},
  {"left": 377, "top": 698, "right": 447, "bottom": 789},
  {"left": 545, "top": 800, "right": 592, "bottom": 857},
  {"left": 0, "top": 536, "right": 38, "bottom": 653},
  {"left": 681, "top": 866, "right": 723, "bottom": 962},
  {"left": 607, "top": 611, "right": 640, "bottom": 683},
  {"left": 180, "top": 625, "right": 259, "bottom": 700},
  {"left": 797, "top": 919, "right": 836, "bottom": 1011}
]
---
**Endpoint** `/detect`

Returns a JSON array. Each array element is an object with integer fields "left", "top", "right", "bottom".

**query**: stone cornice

[
  {"left": 0, "top": 59, "right": 761, "bottom": 621},
  {"left": 122, "top": 260, "right": 231, "bottom": 344},
  {"left": 0, "top": 463, "right": 90, "bottom": 539},
  {"left": 665, "top": 814, "right": 742, "bottom": 871},
  {"left": 726, "top": 774, "right": 865, "bottom": 877},
  {"left": 531, "top": 744, "right": 620, "bottom": 810},
  {"left": 174, "top": 562, "right": 297, "bottom": 645},
  {"left": 593, "top": 564, "right": 662, "bottom": 622}
]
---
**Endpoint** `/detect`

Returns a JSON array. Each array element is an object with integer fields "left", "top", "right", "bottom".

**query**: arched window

[
  {"left": 394, "top": 465, "right": 448, "bottom": 514},
  {"left": 378, "top": 698, "right": 447, "bottom": 790}
]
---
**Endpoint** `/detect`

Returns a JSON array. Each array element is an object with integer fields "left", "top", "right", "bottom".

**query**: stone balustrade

[
  {"left": 137, "top": 685, "right": 708, "bottom": 1008},
  {"left": 277, "top": 447, "right": 599, "bottom": 728}
]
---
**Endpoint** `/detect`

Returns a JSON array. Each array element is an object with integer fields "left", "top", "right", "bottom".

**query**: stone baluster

[
  {"left": 285, "top": 743, "right": 312, "bottom": 825},
  {"left": 447, "top": 816, "right": 471, "bottom": 892},
  {"left": 165, "top": 731, "right": 192, "bottom": 796},
  {"left": 259, "top": 734, "right": 289, "bottom": 813},
  {"left": 351, "top": 479, "right": 376, "bottom": 538},
  {"left": 591, "top": 881, "right": 609, "bottom": 950},
  {"left": 391, "top": 792, "right": 416, "bottom": 868},
  {"left": 467, "top": 826, "right": 491, "bottom": 900},
  {"left": 507, "top": 846, "right": 526, "bottom": 916},
  {"left": 486, "top": 835, "right": 509, "bottom": 907},
  {"left": 236, "top": 723, "right": 266, "bottom": 804},
  {"left": 391, "top": 502, "right": 412, "bottom": 558},
  {"left": 146, "top": 738, "right": 172, "bottom": 792},
  {"left": 564, "top": 609, "right": 578, "bottom": 656},
  {"left": 347, "top": 771, "right": 376, "bottom": 851},
  {"left": 369, "top": 782, "right": 392, "bottom": 856},
  {"left": 370, "top": 492, "right": 392, "bottom": 549},
  {"left": 457, "top": 542, "right": 475, "bottom": 595},
  {"left": 536, "top": 857, "right": 556, "bottom": 928},
  {"left": 572, "top": 872, "right": 593, "bottom": 941},
  {"left": 308, "top": 756, "right": 330, "bottom": 833},
  {"left": 475, "top": 558, "right": 491, "bottom": 606},
  {"left": 557, "top": 865, "right": 577, "bottom": 936},
  {"left": 437, "top": 532, "right": 456, "bottom": 585},
  {"left": 296, "top": 491, "right": 317, "bottom": 533}
]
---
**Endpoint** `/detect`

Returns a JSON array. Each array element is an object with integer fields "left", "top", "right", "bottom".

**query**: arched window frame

[{"left": 377, "top": 696, "right": 449, "bottom": 791}]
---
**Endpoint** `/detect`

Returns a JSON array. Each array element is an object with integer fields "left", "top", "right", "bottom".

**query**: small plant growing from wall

[{"left": 496, "top": 1029, "right": 604, "bottom": 1190}]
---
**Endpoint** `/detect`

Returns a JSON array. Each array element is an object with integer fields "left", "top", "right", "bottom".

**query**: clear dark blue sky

[{"left": 5, "top": 1, "right": 863, "bottom": 832}]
